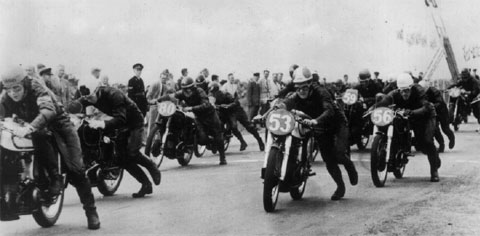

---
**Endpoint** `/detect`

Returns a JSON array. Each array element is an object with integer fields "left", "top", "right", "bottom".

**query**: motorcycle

[
  {"left": 448, "top": 87, "right": 469, "bottom": 131},
  {"left": 369, "top": 106, "right": 413, "bottom": 187},
  {"left": 70, "top": 113, "right": 124, "bottom": 196},
  {"left": 258, "top": 108, "right": 316, "bottom": 212},
  {"left": 342, "top": 89, "right": 372, "bottom": 150},
  {"left": 145, "top": 101, "right": 199, "bottom": 167},
  {"left": 0, "top": 118, "right": 65, "bottom": 227}
]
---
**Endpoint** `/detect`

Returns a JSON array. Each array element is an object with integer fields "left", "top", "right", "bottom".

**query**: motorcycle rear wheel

[
  {"left": 32, "top": 189, "right": 65, "bottom": 228},
  {"left": 370, "top": 134, "right": 388, "bottom": 187},
  {"left": 357, "top": 134, "right": 370, "bottom": 150},
  {"left": 177, "top": 147, "right": 194, "bottom": 166},
  {"left": 194, "top": 134, "right": 207, "bottom": 157},
  {"left": 97, "top": 169, "right": 124, "bottom": 196},
  {"left": 264, "top": 147, "right": 280, "bottom": 212},
  {"left": 290, "top": 178, "right": 307, "bottom": 200}
]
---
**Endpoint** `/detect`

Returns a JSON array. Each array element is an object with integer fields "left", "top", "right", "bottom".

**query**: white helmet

[
  {"left": 396, "top": 73, "right": 413, "bottom": 89},
  {"left": 292, "top": 67, "right": 312, "bottom": 84}
]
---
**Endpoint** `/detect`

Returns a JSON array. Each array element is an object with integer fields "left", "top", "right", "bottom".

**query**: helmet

[
  {"left": 195, "top": 75, "right": 206, "bottom": 84},
  {"left": 359, "top": 69, "right": 371, "bottom": 81},
  {"left": 1, "top": 66, "right": 25, "bottom": 89},
  {"left": 181, "top": 77, "right": 195, "bottom": 89},
  {"left": 461, "top": 68, "right": 470, "bottom": 78},
  {"left": 292, "top": 67, "right": 313, "bottom": 84},
  {"left": 396, "top": 73, "right": 413, "bottom": 89},
  {"left": 208, "top": 81, "right": 220, "bottom": 93}
]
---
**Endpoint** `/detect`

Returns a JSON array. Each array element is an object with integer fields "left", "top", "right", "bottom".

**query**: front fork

[
  {"left": 385, "top": 125, "right": 394, "bottom": 165},
  {"left": 262, "top": 132, "right": 292, "bottom": 181}
]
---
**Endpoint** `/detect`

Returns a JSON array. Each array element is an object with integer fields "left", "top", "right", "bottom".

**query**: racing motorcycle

[
  {"left": 70, "top": 113, "right": 124, "bottom": 196},
  {"left": 258, "top": 108, "right": 316, "bottom": 212},
  {"left": 145, "top": 101, "right": 198, "bottom": 167},
  {"left": 342, "top": 89, "right": 372, "bottom": 150},
  {"left": 0, "top": 118, "right": 65, "bottom": 227},
  {"left": 369, "top": 106, "right": 413, "bottom": 187},
  {"left": 448, "top": 87, "right": 469, "bottom": 131}
]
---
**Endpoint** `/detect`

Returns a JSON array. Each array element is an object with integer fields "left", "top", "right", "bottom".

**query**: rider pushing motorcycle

[
  {"left": 75, "top": 85, "right": 161, "bottom": 198},
  {"left": 277, "top": 66, "right": 358, "bottom": 201},
  {"left": 0, "top": 66, "right": 100, "bottom": 229},
  {"left": 157, "top": 77, "right": 227, "bottom": 165},
  {"left": 374, "top": 73, "right": 440, "bottom": 182},
  {"left": 448, "top": 68, "right": 480, "bottom": 127},
  {"left": 208, "top": 82, "right": 265, "bottom": 152}
]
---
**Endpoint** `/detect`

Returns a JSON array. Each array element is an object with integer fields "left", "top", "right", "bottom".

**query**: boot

[
  {"left": 137, "top": 154, "right": 161, "bottom": 185},
  {"left": 49, "top": 174, "right": 63, "bottom": 196},
  {"left": 132, "top": 183, "right": 153, "bottom": 198},
  {"left": 240, "top": 141, "right": 248, "bottom": 151},
  {"left": 84, "top": 207, "right": 100, "bottom": 230},
  {"left": 219, "top": 158, "right": 227, "bottom": 165},
  {"left": 252, "top": 129, "right": 265, "bottom": 151},
  {"left": 437, "top": 143, "right": 445, "bottom": 153},
  {"left": 343, "top": 161, "right": 358, "bottom": 186},
  {"left": 430, "top": 169, "right": 440, "bottom": 182},
  {"left": 448, "top": 135, "right": 455, "bottom": 149},
  {"left": 327, "top": 164, "right": 346, "bottom": 201}
]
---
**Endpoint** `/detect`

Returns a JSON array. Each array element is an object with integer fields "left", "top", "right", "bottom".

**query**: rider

[
  {"left": 419, "top": 80, "right": 455, "bottom": 152},
  {"left": 157, "top": 77, "right": 227, "bottom": 165},
  {"left": 354, "top": 69, "right": 384, "bottom": 108},
  {"left": 208, "top": 82, "right": 265, "bottom": 151},
  {"left": 75, "top": 85, "right": 161, "bottom": 198},
  {"left": 448, "top": 68, "right": 480, "bottom": 126},
  {"left": 277, "top": 66, "right": 358, "bottom": 201},
  {"left": 374, "top": 73, "right": 440, "bottom": 182},
  {"left": 0, "top": 66, "right": 100, "bottom": 229}
]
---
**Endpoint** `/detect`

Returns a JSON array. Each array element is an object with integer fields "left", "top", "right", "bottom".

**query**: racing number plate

[
  {"left": 342, "top": 89, "right": 358, "bottom": 105},
  {"left": 266, "top": 109, "right": 295, "bottom": 136},
  {"left": 371, "top": 107, "right": 394, "bottom": 127},
  {"left": 158, "top": 101, "right": 176, "bottom": 117}
]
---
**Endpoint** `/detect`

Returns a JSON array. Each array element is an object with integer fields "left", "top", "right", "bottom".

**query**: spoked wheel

[
  {"left": 97, "top": 168, "right": 124, "bottom": 196},
  {"left": 370, "top": 134, "right": 389, "bottom": 187},
  {"left": 223, "top": 134, "right": 231, "bottom": 152},
  {"left": 306, "top": 137, "right": 318, "bottom": 163},
  {"left": 177, "top": 144, "right": 194, "bottom": 166},
  {"left": 194, "top": 135, "right": 206, "bottom": 157},
  {"left": 264, "top": 147, "right": 281, "bottom": 212},
  {"left": 393, "top": 152, "right": 407, "bottom": 179},
  {"left": 33, "top": 187, "right": 65, "bottom": 227},
  {"left": 357, "top": 134, "right": 370, "bottom": 150}
]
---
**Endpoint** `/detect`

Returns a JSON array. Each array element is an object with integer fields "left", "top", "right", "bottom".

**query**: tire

[
  {"left": 97, "top": 168, "right": 124, "bottom": 196},
  {"left": 357, "top": 134, "right": 370, "bottom": 150},
  {"left": 194, "top": 134, "right": 206, "bottom": 157},
  {"left": 177, "top": 146, "right": 193, "bottom": 166},
  {"left": 263, "top": 147, "right": 281, "bottom": 212},
  {"left": 370, "top": 134, "right": 388, "bottom": 187},
  {"left": 145, "top": 125, "right": 161, "bottom": 157},
  {"left": 393, "top": 152, "right": 406, "bottom": 179},
  {"left": 290, "top": 179, "right": 307, "bottom": 200},
  {"left": 32, "top": 189, "right": 65, "bottom": 228},
  {"left": 223, "top": 136, "right": 231, "bottom": 152}
]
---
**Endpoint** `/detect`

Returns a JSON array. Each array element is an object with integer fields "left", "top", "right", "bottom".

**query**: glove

[
  {"left": 183, "top": 106, "right": 193, "bottom": 112},
  {"left": 13, "top": 124, "right": 35, "bottom": 138},
  {"left": 304, "top": 119, "right": 318, "bottom": 126},
  {"left": 88, "top": 120, "right": 105, "bottom": 129},
  {"left": 404, "top": 109, "right": 413, "bottom": 116}
]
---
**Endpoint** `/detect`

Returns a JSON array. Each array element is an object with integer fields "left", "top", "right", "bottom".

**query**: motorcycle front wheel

[
  {"left": 264, "top": 147, "right": 281, "bottom": 212},
  {"left": 33, "top": 188, "right": 65, "bottom": 227},
  {"left": 97, "top": 168, "right": 124, "bottom": 196},
  {"left": 370, "top": 134, "right": 388, "bottom": 187}
]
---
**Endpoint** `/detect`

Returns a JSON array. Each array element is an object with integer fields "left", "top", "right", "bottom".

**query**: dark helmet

[
  {"left": 181, "top": 77, "right": 195, "bottom": 89},
  {"left": 461, "top": 68, "right": 470, "bottom": 78},
  {"left": 208, "top": 81, "right": 220, "bottom": 93},
  {"left": 195, "top": 75, "right": 206, "bottom": 84},
  {"left": 359, "top": 69, "right": 371, "bottom": 81}
]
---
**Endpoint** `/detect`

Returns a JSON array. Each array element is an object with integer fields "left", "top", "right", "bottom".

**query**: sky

[{"left": 0, "top": 0, "right": 479, "bottom": 89}]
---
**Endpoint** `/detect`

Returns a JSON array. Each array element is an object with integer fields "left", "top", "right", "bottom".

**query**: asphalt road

[{"left": 1, "top": 121, "right": 480, "bottom": 235}]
